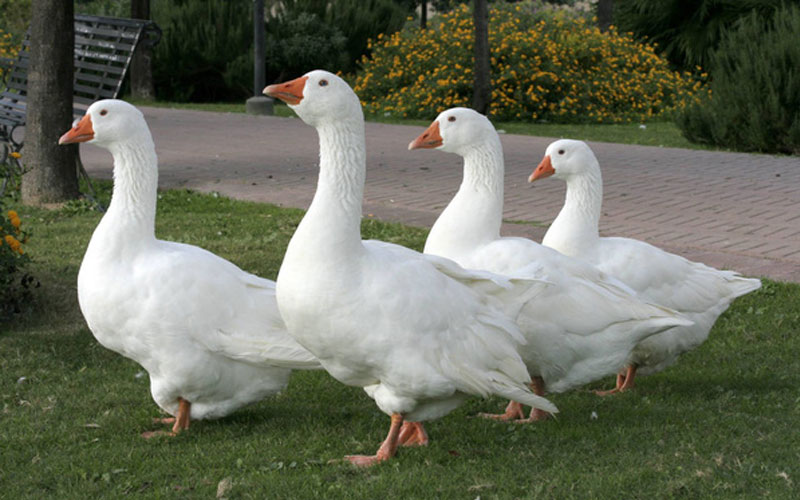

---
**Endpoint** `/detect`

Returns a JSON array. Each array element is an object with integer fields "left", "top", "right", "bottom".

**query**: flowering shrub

[
  {"left": 1, "top": 203, "right": 34, "bottom": 317},
  {"left": 1, "top": 150, "right": 24, "bottom": 199},
  {"left": 353, "top": 2, "right": 707, "bottom": 123},
  {"left": 0, "top": 28, "right": 21, "bottom": 80}
]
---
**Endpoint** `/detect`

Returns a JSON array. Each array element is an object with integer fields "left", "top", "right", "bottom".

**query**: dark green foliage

[
  {"left": 150, "top": 0, "right": 253, "bottom": 102},
  {"left": 328, "top": 0, "right": 409, "bottom": 74},
  {"left": 146, "top": 0, "right": 409, "bottom": 101},
  {"left": 0, "top": 0, "right": 31, "bottom": 39},
  {"left": 614, "top": 0, "right": 788, "bottom": 71},
  {"left": 264, "top": 10, "right": 348, "bottom": 84},
  {"left": 266, "top": 0, "right": 409, "bottom": 81},
  {"left": 75, "top": 0, "right": 130, "bottom": 18},
  {"left": 676, "top": 4, "right": 800, "bottom": 154}
]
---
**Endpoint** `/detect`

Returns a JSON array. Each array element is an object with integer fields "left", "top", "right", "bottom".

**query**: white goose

[
  {"left": 409, "top": 108, "right": 691, "bottom": 420},
  {"left": 264, "top": 71, "right": 557, "bottom": 466},
  {"left": 59, "top": 100, "right": 320, "bottom": 437},
  {"left": 530, "top": 139, "right": 762, "bottom": 393}
]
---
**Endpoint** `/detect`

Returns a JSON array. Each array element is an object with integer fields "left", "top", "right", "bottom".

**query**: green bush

[
  {"left": 0, "top": 0, "right": 31, "bottom": 38},
  {"left": 264, "top": 10, "right": 348, "bottom": 84},
  {"left": 354, "top": 2, "right": 705, "bottom": 123},
  {"left": 151, "top": 0, "right": 253, "bottom": 102},
  {"left": 148, "top": 0, "right": 409, "bottom": 102},
  {"left": 266, "top": 0, "right": 408, "bottom": 80},
  {"left": 676, "top": 4, "right": 800, "bottom": 154},
  {"left": 614, "top": 0, "right": 786, "bottom": 71},
  {"left": 75, "top": 0, "right": 130, "bottom": 18}
]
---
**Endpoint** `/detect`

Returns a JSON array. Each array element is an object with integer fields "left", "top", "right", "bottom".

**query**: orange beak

[
  {"left": 58, "top": 114, "right": 94, "bottom": 145},
  {"left": 408, "top": 120, "right": 443, "bottom": 150},
  {"left": 529, "top": 155, "right": 555, "bottom": 183},
  {"left": 263, "top": 75, "right": 308, "bottom": 105}
]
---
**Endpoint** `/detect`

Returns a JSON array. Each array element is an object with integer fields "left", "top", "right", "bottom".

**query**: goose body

[
  {"left": 531, "top": 139, "right": 761, "bottom": 390},
  {"left": 265, "top": 71, "right": 556, "bottom": 465},
  {"left": 60, "top": 100, "right": 319, "bottom": 434},
  {"left": 409, "top": 109, "right": 690, "bottom": 419}
]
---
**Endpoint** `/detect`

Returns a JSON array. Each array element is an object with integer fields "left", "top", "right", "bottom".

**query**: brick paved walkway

[{"left": 80, "top": 106, "right": 800, "bottom": 282}]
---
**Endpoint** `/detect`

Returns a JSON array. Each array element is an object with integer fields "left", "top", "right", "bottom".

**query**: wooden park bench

[{"left": 0, "top": 14, "right": 161, "bottom": 196}]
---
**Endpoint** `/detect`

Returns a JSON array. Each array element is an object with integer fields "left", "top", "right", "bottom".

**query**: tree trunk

[
  {"left": 22, "top": 0, "right": 78, "bottom": 205},
  {"left": 420, "top": 1, "right": 428, "bottom": 30},
  {"left": 130, "top": 0, "right": 155, "bottom": 100},
  {"left": 472, "top": 0, "right": 490, "bottom": 114},
  {"left": 597, "top": 0, "right": 613, "bottom": 32}
]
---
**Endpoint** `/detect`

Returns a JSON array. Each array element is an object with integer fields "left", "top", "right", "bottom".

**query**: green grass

[
  {"left": 127, "top": 99, "right": 701, "bottom": 150},
  {"left": 2, "top": 186, "right": 798, "bottom": 498}
]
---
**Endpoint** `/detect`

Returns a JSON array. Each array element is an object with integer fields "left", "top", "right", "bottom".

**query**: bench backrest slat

[
  {"left": 75, "top": 34, "right": 136, "bottom": 53},
  {"left": 74, "top": 82, "right": 117, "bottom": 99},
  {"left": 75, "top": 71, "right": 126, "bottom": 90},
  {"left": 0, "top": 94, "right": 24, "bottom": 105},
  {"left": 75, "top": 23, "right": 140, "bottom": 41},
  {"left": 74, "top": 58, "right": 126, "bottom": 76},
  {"left": 73, "top": 47, "right": 130, "bottom": 65}
]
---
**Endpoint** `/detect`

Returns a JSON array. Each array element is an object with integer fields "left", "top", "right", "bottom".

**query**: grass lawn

[
  {"left": 128, "top": 99, "right": 700, "bottom": 150},
  {"left": 2, "top": 185, "right": 798, "bottom": 498}
]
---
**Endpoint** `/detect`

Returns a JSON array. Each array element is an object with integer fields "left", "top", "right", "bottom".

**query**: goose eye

[
  {"left": 558, "top": 149, "right": 565, "bottom": 155},
  {"left": 319, "top": 79, "right": 328, "bottom": 87},
  {"left": 448, "top": 116, "right": 456, "bottom": 122},
  {"left": 100, "top": 109, "right": 108, "bottom": 116}
]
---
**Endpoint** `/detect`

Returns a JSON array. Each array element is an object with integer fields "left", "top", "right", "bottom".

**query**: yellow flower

[
  {"left": 9, "top": 151, "right": 21, "bottom": 159},
  {"left": 4, "top": 234, "right": 21, "bottom": 252}
]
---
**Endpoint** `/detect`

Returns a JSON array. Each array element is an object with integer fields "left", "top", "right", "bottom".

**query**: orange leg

[
  {"left": 595, "top": 364, "right": 638, "bottom": 396},
  {"left": 141, "top": 397, "right": 191, "bottom": 439},
  {"left": 478, "top": 400, "right": 525, "bottom": 421},
  {"left": 522, "top": 377, "right": 551, "bottom": 422},
  {"left": 397, "top": 421, "right": 429, "bottom": 447},
  {"left": 618, "top": 365, "right": 637, "bottom": 391},
  {"left": 345, "top": 413, "right": 404, "bottom": 467},
  {"left": 172, "top": 398, "right": 191, "bottom": 432}
]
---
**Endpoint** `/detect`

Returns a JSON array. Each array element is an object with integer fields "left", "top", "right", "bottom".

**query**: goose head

[
  {"left": 528, "top": 139, "right": 598, "bottom": 183},
  {"left": 263, "top": 70, "right": 362, "bottom": 127},
  {"left": 408, "top": 107, "right": 497, "bottom": 154},
  {"left": 58, "top": 99, "right": 149, "bottom": 149}
]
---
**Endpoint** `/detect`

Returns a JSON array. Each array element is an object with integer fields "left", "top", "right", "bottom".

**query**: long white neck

[
  {"left": 542, "top": 162, "right": 603, "bottom": 257},
  {"left": 424, "top": 139, "right": 504, "bottom": 260},
  {"left": 291, "top": 117, "right": 366, "bottom": 257},
  {"left": 94, "top": 136, "right": 159, "bottom": 248}
]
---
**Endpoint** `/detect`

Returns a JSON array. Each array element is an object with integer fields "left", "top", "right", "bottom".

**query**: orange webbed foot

[
  {"left": 594, "top": 387, "right": 623, "bottom": 396},
  {"left": 478, "top": 400, "right": 525, "bottom": 421},
  {"left": 345, "top": 413, "right": 404, "bottom": 467},
  {"left": 344, "top": 454, "right": 389, "bottom": 467},
  {"left": 515, "top": 407, "right": 551, "bottom": 423},
  {"left": 143, "top": 398, "right": 191, "bottom": 438},
  {"left": 594, "top": 365, "right": 637, "bottom": 396},
  {"left": 398, "top": 421, "right": 429, "bottom": 447}
]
